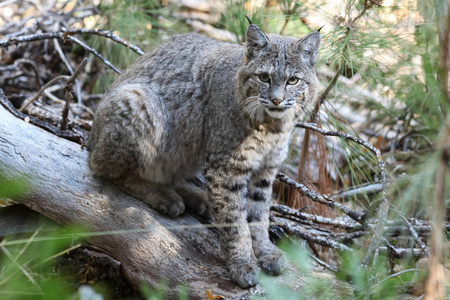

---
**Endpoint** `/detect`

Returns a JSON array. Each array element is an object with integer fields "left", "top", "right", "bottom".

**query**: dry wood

[{"left": 0, "top": 91, "right": 251, "bottom": 299}]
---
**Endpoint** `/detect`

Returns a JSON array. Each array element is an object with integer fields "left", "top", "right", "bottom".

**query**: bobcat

[{"left": 88, "top": 20, "right": 321, "bottom": 288}]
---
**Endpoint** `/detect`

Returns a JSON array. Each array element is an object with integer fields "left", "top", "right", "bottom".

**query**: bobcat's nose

[{"left": 271, "top": 99, "right": 281, "bottom": 106}]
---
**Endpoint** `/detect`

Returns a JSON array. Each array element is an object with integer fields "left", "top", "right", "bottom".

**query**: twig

[
  {"left": 66, "top": 35, "right": 121, "bottom": 74},
  {"left": 0, "top": 32, "right": 121, "bottom": 74},
  {"left": 19, "top": 75, "right": 71, "bottom": 112},
  {"left": 332, "top": 183, "right": 383, "bottom": 200},
  {"left": 44, "top": 90, "right": 64, "bottom": 103},
  {"left": 0, "top": 90, "right": 85, "bottom": 143},
  {"left": 53, "top": 38, "right": 82, "bottom": 105},
  {"left": 60, "top": 58, "right": 90, "bottom": 130},
  {"left": 370, "top": 269, "right": 423, "bottom": 292},
  {"left": 0, "top": 32, "right": 64, "bottom": 47},
  {"left": 14, "top": 58, "right": 42, "bottom": 87},
  {"left": 390, "top": 205, "right": 431, "bottom": 256},
  {"left": 334, "top": 231, "right": 366, "bottom": 243},
  {"left": 378, "top": 247, "right": 427, "bottom": 259},
  {"left": 350, "top": 0, "right": 382, "bottom": 26},
  {"left": 279, "top": 3, "right": 295, "bottom": 35},
  {"left": 317, "top": 65, "right": 344, "bottom": 107},
  {"left": 279, "top": 219, "right": 353, "bottom": 253},
  {"left": 295, "top": 122, "right": 388, "bottom": 216},
  {"left": 271, "top": 204, "right": 363, "bottom": 230},
  {"left": 62, "top": 28, "right": 144, "bottom": 56},
  {"left": 276, "top": 173, "right": 364, "bottom": 222},
  {"left": 294, "top": 122, "right": 392, "bottom": 266},
  {"left": 308, "top": 252, "right": 337, "bottom": 272}
]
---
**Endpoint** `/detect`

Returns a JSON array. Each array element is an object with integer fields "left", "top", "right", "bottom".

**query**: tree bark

[{"left": 0, "top": 94, "right": 250, "bottom": 299}]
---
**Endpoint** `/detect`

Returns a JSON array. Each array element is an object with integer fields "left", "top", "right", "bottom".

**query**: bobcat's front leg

[
  {"left": 247, "top": 168, "right": 287, "bottom": 275},
  {"left": 204, "top": 168, "right": 258, "bottom": 288}
]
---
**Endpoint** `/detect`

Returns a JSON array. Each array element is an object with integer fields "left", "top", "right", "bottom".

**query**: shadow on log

[{"left": 0, "top": 90, "right": 250, "bottom": 299}]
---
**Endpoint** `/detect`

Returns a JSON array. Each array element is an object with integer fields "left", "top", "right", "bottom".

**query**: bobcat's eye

[
  {"left": 287, "top": 77, "right": 299, "bottom": 85},
  {"left": 258, "top": 73, "right": 270, "bottom": 83}
]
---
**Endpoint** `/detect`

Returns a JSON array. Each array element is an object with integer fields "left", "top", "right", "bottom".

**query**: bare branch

[
  {"left": 66, "top": 35, "right": 121, "bottom": 74},
  {"left": 0, "top": 32, "right": 64, "bottom": 47},
  {"left": 53, "top": 38, "right": 82, "bottom": 105},
  {"left": 60, "top": 58, "right": 90, "bottom": 130},
  {"left": 62, "top": 28, "right": 144, "bottom": 56},
  {"left": 278, "top": 219, "right": 353, "bottom": 253},
  {"left": 390, "top": 205, "right": 430, "bottom": 256},
  {"left": 294, "top": 122, "right": 390, "bottom": 266},
  {"left": 271, "top": 204, "right": 363, "bottom": 230},
  {"left": 0, "top": 90, "right": 85, "bottom": 143},
  {"left": 0, "top": 32, "right": 121, "bottom": 74},
  {"left": 276, "top": 173, "right": 364, "bottom": 222},
  {"left": 19, "top": 75, "right": 71, "bottom": 112}
]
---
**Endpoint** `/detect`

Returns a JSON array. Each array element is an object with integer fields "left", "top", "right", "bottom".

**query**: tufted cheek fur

[{"left": 238, "top": 36, "right": 320, "bottom": 123}]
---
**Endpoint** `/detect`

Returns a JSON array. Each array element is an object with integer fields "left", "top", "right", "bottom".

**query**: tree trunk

[{"left": 0, "top": 93, "right": 250, "bottom": 299}]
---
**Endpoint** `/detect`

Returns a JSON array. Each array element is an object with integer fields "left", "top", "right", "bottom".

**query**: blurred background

[{"left": 0, "top": 0, "right": 449, "bottom": 299}]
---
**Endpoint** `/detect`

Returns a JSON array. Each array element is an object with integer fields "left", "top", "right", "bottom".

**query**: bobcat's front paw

[
  {"left": 229, "top": 263, "right": 259, "bottom": 288},
  {"left": 258, "top": 249, "right": 287, "bottom": 275}
]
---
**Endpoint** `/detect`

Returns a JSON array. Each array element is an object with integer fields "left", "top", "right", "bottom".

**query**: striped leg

[
  {"left": 204, "top": 169, "right": 258, "bottom": 288},
  {"left": 247, "top": 169, "right": 287, "bottom": 275}
]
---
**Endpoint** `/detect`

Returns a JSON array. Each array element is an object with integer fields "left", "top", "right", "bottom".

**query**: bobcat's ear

[
  {"left": 245, "top": 22, "right": 270, "bottom": 59},
  {"left": 290, "top": 31, "right": 321, "bottom": 67}
]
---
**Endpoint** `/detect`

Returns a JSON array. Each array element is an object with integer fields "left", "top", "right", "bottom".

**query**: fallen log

[{"left": 0, "top": 91, "right": 251, "bottom": 299}]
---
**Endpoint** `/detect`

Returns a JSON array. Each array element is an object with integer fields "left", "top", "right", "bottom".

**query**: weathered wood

[
  {"left": 0, "top": 92, "right": 249, "bottom": 299},
  {"left": 0, "top": 205, "right": 59, "bottom": 237}
]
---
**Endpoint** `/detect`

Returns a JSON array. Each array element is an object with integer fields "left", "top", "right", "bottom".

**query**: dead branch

[
  {"left": 0, "top": 32, "right": 64, "bottom": 47},
  {"left": 62, "top": 28, "right": 144, "bottom": 56},
  {"left": 276, "top": 173, "right": 364, "bottom": 222},
  {"left": 332, "top": 183, "right": 383, "bottom": 200},
  {"left": 295, "top": 121, "right": 391, "bottom": 266},
  {"left": 0, "top": 90, "right": 297, "bottom": 299},
  {"left": 19, "top": 75, "right": 71, "bottom": 112},
  {"left": 277, "top": 219, "right": 353, "bottom": 253},
  {"left": 390, "top": 205, "right": 431, "bottom": 257},
  {"left": 60, "top": 58, "right": 90, "bottom": 130},
  {"left": 271, "top": 204, "right": 363, "bottom": 230},
  {"left": 66, "top": 35, "right": 121, "bottom": 74},
  {"left": 0, "top": 32, "right": 121, "bottom": 74},
  {"left": 295, "top": 122, "right": 387, "bottom": 205},
  {"left": 1, "top": 91, "right": 86, "bottom": 143},
  {"left": 53, "top": 39, "right": 82, "bottom": 105}
]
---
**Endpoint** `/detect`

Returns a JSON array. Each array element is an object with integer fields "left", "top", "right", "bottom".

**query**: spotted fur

[{"left": 88, "top": 23, "right": 321, "bottom": 288}]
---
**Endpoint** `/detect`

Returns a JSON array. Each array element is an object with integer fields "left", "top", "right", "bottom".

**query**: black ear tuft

[
  {"left": 317, "top": 25, "right": 325, "bottom": 32},
  {"left": 245, "top": 15, "right": 253, "bottom": 25},
  {"left": 245, "top": 23, "right": 270, "bottom": 59}
]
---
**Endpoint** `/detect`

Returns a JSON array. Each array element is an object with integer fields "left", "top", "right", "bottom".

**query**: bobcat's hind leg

[{"left": 115, "top": 175, "right": 185, "bottom": 217}]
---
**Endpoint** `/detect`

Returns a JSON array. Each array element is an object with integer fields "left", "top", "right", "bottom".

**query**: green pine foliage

[{"left": 0, "top": 0, "right": 448, "bottom": 298}]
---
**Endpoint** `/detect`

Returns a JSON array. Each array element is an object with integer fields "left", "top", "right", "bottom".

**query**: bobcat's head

[{"left": 237, "top": 22, "right": 321, "bottom": 122}]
